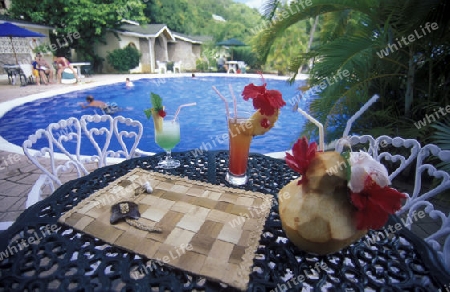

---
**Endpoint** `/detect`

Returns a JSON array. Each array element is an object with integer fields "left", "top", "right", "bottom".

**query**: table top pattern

[
  {"left": 58, "top": 168, "right": 273, "bottom": 291},
  {"left": 0, "top": 151, "right": 449, "bottom": 291}
]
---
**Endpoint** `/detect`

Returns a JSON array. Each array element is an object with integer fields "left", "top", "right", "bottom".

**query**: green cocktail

[
  {"left": 154, "top": 115, "right": 181, "bottom": 168},
  {"left": 155, "top": 120, "right": 180, "bottom": 150}
]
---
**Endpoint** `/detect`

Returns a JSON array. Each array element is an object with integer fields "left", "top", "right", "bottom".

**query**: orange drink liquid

[{"left": 226, "top": 116, "right": 252, "bottom": 185}]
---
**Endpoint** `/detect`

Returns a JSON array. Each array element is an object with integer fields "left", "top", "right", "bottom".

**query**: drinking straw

[
  {"left": 343, "top": 94, "right": 380, "bottom": 137},
  {"left": 212, "top": 86, "right": 230, "bottom": 118},
  {"left": 228, "top": 84, "right": 238, "bottom": 119},
  {"left": 297, "top": 107, "right": 324, "bottom": 151},
  {"left": 173, "top": 102, "right": 197, "bottom": 121}
]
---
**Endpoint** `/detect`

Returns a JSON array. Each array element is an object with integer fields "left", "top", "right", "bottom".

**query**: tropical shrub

[
  {"left": 107, "top": 44, "right": 141, "bottom": 73},
  {"left": 196, "top": 59, "right": 209, "bottom": 72}
]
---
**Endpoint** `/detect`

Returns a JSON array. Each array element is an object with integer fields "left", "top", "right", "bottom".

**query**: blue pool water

[{"left": 0, "top": 76, "right": 311, "bottom": 155}]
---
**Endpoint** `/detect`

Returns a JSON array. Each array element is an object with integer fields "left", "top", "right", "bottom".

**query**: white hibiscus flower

[{"left": 347, "top": 151, "right": 390, "bottom": 193}]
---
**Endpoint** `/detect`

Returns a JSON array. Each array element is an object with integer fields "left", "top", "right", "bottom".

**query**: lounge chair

[
  {"left": 4, "top": 64, "right": 20, "bottom": 85},
  {"left": 19, "top": 64, "right": 35, "bottom": 86}
]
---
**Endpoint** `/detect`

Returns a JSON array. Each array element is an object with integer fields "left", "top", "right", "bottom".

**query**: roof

[
  {"left": 172, "top": 32, "right": 213, "bottom": 44},
  {"left": 212, "top": 14, "right": 226, "bottom": 22},
  {"left": 115, "top": 23, "right": 175, "bottom": 41},
  {"left": 0, "top": 15, "right": 53, "bottom": 30}
]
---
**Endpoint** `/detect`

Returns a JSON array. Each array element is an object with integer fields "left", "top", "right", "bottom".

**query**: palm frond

[
  {"left": 252, "top": 0, "right": 380, "bottom": 63},
  {"left": 261, "top": 0, "right": 282, "bottom": 20}
]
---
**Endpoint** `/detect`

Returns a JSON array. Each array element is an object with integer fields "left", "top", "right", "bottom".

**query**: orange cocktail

[
  {"left": 214, "top": 75, "right": 286, "bottom": 185},
  {"left": 226, "top": 116, "right": 252, "bottom": 185}
]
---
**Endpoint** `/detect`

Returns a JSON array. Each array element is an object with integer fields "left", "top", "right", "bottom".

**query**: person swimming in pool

[
  {"left": 81, "top": 95, "right": 118, "bottom": 114},
  {"left": 125, "top": 78, "right": 134, "bottom": 87}
]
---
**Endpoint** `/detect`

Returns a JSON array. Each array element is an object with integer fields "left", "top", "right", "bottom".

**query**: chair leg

[
  {"left": 20, "top": 74, "right": 27, "bottom": 86},
  {"left": 7, "top": 72, "right": 13, "bottom": 84}
]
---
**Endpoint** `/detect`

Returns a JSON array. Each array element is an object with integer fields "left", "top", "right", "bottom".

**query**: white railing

[{"left": 336, "top": 135, "right": 450, "bottom": 269}]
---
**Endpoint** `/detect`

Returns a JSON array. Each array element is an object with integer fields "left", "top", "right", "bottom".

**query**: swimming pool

[{"left": 0, "top": 75, "right": 311, "bottom": 155}]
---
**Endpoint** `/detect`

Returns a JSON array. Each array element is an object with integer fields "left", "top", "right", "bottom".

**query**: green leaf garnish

[
  {"left": 150, "top": 92, "right": 163, "bottom": 111},
  {"left": 144, "top": 92, "right": 164, "bottom": 119},
  {"left": 144, "top": 108, "right": 152, "bottom": 119}
]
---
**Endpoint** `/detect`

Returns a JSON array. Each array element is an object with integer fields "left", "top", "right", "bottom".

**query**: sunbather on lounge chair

[
  {"left": 54, "top": 56, "right": 80, "bottom": 84},
  {"left": 32, "top": 54, "right": 52, "bottom": 85}
]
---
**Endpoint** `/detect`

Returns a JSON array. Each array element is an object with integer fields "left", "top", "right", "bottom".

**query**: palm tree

[
  {"left": 253, "top": 0, "right": 450, "bottom": 142},
  {"left": 263, "top": 20, "right": 311, "bottom": 75}
]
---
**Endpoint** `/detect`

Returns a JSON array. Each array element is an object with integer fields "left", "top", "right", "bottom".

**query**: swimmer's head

[{"left": 86, "top": 95, "right": 94, "bottom": 102}]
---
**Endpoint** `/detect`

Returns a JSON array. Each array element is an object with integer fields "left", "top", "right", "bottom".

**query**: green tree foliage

[
  {"left": 106, "top": 44, "right": 141, "bottom": 73},
  {"left": 145, "top": 0, "right": 195, "bottom": 33},
  {"left": 263, "top": 20, "right": 312, "bottom": 74},
  {"left": 254, "top": 0, "right": 450, "bottom": 143},
  {"left": 144, "top": 0, "right": 264, "bottom": 70},
  {"left": 9, "top": 0, "right": 147, "bottom": 70},
  {"left": 145, "top": 0, "right": 263, "bottom": 42}
]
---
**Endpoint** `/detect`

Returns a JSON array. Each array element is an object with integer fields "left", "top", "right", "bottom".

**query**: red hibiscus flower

[
  {"left": 285, "top": 137, "right": 317, "bottom": 184},
  {"left": 350, "top": 176, "right": 406, "bottom": 230},
  {"left": 242, "top": 82, "right": 286, "bottom": 116},
  {"left": 158, "top": 109, "right": 166, "bottom": 118}
]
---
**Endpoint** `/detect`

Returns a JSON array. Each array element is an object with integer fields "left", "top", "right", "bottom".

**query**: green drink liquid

[{"left": 155, "top": 120, "right": 180, "bottom": 151}]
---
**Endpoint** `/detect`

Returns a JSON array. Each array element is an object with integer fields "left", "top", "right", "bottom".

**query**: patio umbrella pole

[
  {"left": 9, "top": 36, "right": 18, "bottom": 64},
  {"left": 0, "top": 22, "right": 46, "bottom": 65}
]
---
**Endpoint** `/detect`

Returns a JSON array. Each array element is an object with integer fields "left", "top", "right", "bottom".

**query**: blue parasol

[{"left": 0, "top": 22, "right": 46, "bottom": 64}]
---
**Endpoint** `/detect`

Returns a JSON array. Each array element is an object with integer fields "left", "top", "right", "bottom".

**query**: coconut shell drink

[{"left": 278, "top": 137, "right": 406, "bottom": 254}]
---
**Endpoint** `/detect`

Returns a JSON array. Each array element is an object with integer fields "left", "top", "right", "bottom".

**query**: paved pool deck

[
  {"left": 0, "top": 73, "right": 448, "bottom": 249},
  {"left": 0, "top": 73, "right": 138, "bottom": 229}
]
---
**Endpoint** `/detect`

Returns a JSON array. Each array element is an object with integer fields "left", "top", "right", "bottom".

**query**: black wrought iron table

[{"left": 1, "top": 151, "right": 449, "bottom": 291}]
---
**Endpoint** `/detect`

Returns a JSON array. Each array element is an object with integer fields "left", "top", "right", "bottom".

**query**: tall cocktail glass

[
  {"left": 154, "top": 115, "right": 181, "bottom": 169},
  {"left": 226, "top": 113, "right": 253, "bottom": 185}
]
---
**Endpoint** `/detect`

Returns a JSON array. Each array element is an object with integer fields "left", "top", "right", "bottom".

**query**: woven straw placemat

[{"left": 59, "top": 168, "right": 273, "bottom": 290}]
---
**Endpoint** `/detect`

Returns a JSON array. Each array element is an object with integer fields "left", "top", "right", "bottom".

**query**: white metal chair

[
  {"left": 335, "top": 135, "right": 450, "bottom": 270},
  {"left": 173, "top": 61, "right": 182, "bottom": 73},
  {"left": 156, "top": 61, "right": 167, "bottom": 74},
  {"left": 80, "top": 115, "right": 148, "bottom": 166},
  {"left": 21, "top": 115, "right": 153, "bottom": 210}
]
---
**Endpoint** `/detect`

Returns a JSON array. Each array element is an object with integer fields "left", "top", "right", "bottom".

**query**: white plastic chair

[
  {"left": 227, "top": 63, "right": 237, "bottom": 74},
  {"left": 237, "top": 61, "right": 247, "bottom": 73},
  {"left": 156, "top": 61, "right": 167, "bottom": 74},
  {"left": 21, "top": 115, "right": 153, "bottom": 210},
  {"left": 173, "top": 61, "right": 182, "bottom": 73}
]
